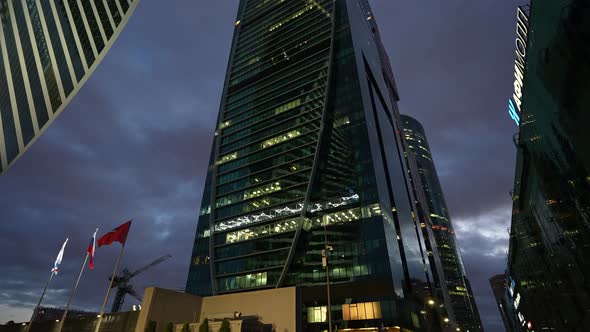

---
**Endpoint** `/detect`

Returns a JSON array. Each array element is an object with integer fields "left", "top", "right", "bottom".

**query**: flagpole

[
  {"left": 24, "top": 271, "right": 55, "bottom": 332},
  {"left": 57, "top": 252, "right": 89, "bottom": 332},
  {"left": 94, "top": 242, "right": 125, "bottom": 332}
]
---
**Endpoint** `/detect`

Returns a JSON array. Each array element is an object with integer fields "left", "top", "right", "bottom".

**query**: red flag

[{"left": 98, "top": 220, "right": 132, "bottom": 247}]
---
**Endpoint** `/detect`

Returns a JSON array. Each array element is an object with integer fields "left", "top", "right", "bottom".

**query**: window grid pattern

[
  {"left": 0, "top": 0, "right": 139, "bottom": 174},
  {"left": 209, "top": 0, "right": 333, "bottom": 293}
]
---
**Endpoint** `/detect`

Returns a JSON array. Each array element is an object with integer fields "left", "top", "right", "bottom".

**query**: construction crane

[{"left": 109, "top": 254, "right": 172, "bottom": 313}]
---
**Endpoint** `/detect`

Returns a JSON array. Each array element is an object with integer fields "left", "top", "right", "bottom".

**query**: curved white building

[{"left": 0, "top": 0, "right": 140, "bottom": 174}]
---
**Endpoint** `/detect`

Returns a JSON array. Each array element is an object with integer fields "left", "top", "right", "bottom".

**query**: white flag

[{"left": 51, "top": 238, "right": 68, "bottom": 274}]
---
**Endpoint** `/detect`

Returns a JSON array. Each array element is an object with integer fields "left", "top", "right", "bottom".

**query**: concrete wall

[
  {"left": 135, "top": 288, "right": 202, "bottom": 332},
  {"left": 201, "top": 288, "right": 297, "bottom": 332},
  {"left": 135, "top": 287, "right": 297, "bottom": 332}
]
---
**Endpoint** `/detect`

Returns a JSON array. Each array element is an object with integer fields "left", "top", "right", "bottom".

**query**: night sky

[{"left": 0, "top": 1, "right": 518, "bottom": 331}]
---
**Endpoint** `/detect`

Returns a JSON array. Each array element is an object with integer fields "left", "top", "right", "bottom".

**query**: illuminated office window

[
  {"left": 342, "top": 302, "right": 382, "bottom": 320},
  {"left": 261, "top": 130, "right": 302, "bottom": 148},
  {"left": 307, "top": 306, "right": 327, "bottom": 323}
]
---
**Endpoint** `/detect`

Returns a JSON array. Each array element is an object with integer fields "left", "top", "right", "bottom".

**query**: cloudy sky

[{"left": 0, "top": 1, "right": 518, "bottom": 331}]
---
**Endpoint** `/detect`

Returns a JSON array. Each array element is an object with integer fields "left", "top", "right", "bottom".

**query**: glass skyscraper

[
  {"left": 187, "top": 0, "right": 441, "bottom": 330},
  {"left": 488, "top": 274, "right": 513, "bottom": 332},
  {"left": 0, "top": 0, "right": 139, "bottom": 175},
  {"left": 505, "top": 0, "right": 590, "bottom": 330},
  {"left": 401, "top": 115, "right": 483, "bottom": 332}
]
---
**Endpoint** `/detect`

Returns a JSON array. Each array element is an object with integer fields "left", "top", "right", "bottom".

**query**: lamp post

[{"left": 322, "top": 221, "right": 333, "bottom": 332}]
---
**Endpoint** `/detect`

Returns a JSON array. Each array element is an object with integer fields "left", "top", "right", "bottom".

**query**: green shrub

[
  {"left": 145, "top": 320, "right": 157, "bottom": 332},
  {"left": 219, "top": 319, "right": 230, "bottom": 332},
  {"left": 181, "top": 321, "right": 190, "bottom": 332},
  {"left": 198, "top": 318, "right": 209, "bottom": 332},
  {"left": 165, "top": 321, "right": 174, "bottom": 332}
]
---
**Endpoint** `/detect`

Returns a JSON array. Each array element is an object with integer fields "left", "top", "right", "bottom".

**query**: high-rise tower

[
  {"left": 401, "top": 115, "right": 483, "bottom": 332},
  {"left": 187, "top": 0, "right": 440, "bottom": 330},
  {"left": 504, "top": 0, "right": 590, "bottom": 330},
  {"left": 0, "top": 0, "right": 139, "bottom": 174}
]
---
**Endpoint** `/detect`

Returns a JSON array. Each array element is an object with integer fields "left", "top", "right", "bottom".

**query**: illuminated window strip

[
  {"left": 307, "top": 306, "right": 327, "bottom": 323},
  {"left": 275, "top": 98, "right": 301, "bottom": 115},
  {"left": 223, "top": 217, "right": 299, "bottom": 245},
  {"left": 221, "top": 203, "right": 380, "bottom": 246},
  {"left": 216, "top": 152, "right": 238, "bottom": 165},
  {"left": 218, "top": 117, "right": 318, "bottom": 157},
  {"left": 306, "top": 203, "right": 381, "bottom": 230},
  {"left": 429, "top": 213, "right": 449, "bottom": 222},
  {"left": 214, "top": 193, "right": 361, "bottom": 232},
  {"left": 342, "top": 302, "right": 383, "bottom": 321},
  {"left": 214, "top": 201, "right": 304, "bottom": 232},
  {"left": 308, "top": 194, "right": 359, "bottom": 213},
  {"left": 333, "top": 116, "right": 350, "bottom": 128},
  {"left": 243, "top": 0, "right": 313, "bottom": 34},
  {"left": 218, "top": 271, "right": 268, "bottom": 291},
  {"left": 244, "top": 181, "right": 282, "bottom": 199},
  {"left": 216, "top": 146, "right": 316, "bottom": 180},
  {"left": 221, "top": 102, "right": 318, "bottom": 147},
  {"left": 261, "top": 129, "right": 301, "bottom": 148},
  {"left": 269, "top": 5, "right": 314, "bottom": 31},
  {"left": 218, "top": 120, "right": 231, "bottom": 130}
]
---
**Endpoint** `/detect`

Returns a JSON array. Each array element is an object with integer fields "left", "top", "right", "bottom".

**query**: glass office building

[
  {"left": 0, "top": 0, "right": 139, "bottom": 175},
  {"left": 187, "top": 0, "right": 440, "bottom": 330},
  {"left": 401, "top": 115, "right": 483, "bottom": 332},
  {"left": 505, "top": 0, "right": 590, "bottom": 330},
  {"left": 488, "top": 274, "right": 513, "bottom": 332}
]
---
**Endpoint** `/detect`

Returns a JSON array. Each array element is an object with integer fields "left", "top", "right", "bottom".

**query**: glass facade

[
  {"left": 488, "top": 274, "right": 513, "bottom": 332},
  {"left": 401, "top": 115, "right": 483, "bottom": 332},
  {"left": 506, "top": 0, "right": 590, "bottom": 330},
  {"left": 187, "top": 0, "right": 438, "bottom": 330},
  {"left": 0, "top": 0, "right": 139, "bottom": 175}
]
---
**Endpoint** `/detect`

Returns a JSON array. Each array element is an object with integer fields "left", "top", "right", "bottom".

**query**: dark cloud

[{"left": 1, "top": 1, "right": 517, "bottom": 331}]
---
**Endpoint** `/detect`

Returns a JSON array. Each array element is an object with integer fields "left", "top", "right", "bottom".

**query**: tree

[
  {"left": 219, "top": 319, "right": 230, "bottom": 332},
  {"left": 181, "top": 322, "right": 190, "bottom": 332},
  {"left": 165, "top": 322, "right": 175, "bottom": 332},
  {"left": 198, "top": 318, "right": 209, "bottom": 332},
  {"left": 145, "top": 320, "right": 157, "bottom": 332}
]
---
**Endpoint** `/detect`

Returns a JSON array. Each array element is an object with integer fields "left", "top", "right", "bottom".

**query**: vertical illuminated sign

[
  {"left": 508, "top": 276, "right": 535, "bottom": 331},
  {"left": 508, "top": 6, "right": 529, "bottom": 126}
]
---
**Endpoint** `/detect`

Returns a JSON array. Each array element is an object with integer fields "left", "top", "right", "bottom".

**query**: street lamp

[{"left": 322, "top": 221, "right": 333, "bottom": 332}]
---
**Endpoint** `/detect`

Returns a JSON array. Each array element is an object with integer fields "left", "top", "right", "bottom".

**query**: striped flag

[
  {"left": 51, "top": 238, "right": 68, "bottom": 274},
  {"left": 87, "top": 230, "right": 97, "bottom": 270}
]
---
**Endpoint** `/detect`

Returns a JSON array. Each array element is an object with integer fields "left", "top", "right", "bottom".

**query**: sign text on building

[{"left": 508, "top": 6, "right": 529, "bottom": 126}]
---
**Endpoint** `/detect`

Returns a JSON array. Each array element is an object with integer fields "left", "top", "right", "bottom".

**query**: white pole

[
  {"left": 24, "top": 271, "right": 55, "bottom": 332},
  {"left": 57, "top": 252, "right": 89, "bottom": 332},
  {"left": 94, "top": 243, "right": 126, "bottom": 332}
]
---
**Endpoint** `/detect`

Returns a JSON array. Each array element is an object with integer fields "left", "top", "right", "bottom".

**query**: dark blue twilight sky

[{"left": 0, "top": 1, "right": 518, "bottom": 331}]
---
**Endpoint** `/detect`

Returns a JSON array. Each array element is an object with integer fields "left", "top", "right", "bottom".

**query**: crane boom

[{"left": 129, "top": 254, "right": 172, "bottom": 278}]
